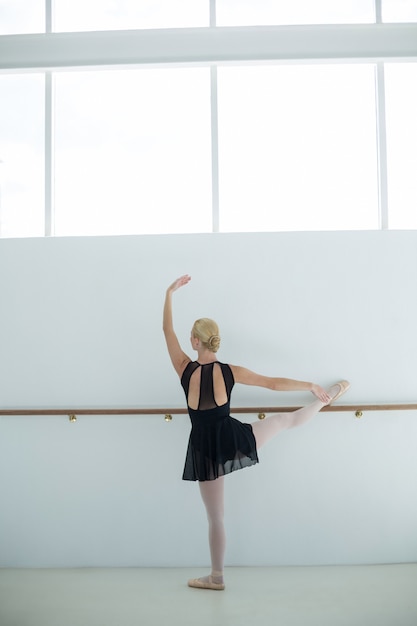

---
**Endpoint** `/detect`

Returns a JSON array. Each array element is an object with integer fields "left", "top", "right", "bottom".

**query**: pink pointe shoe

[
  {"left": 187, "top": 576, "right": 225, "bottom": 591},
  {"left": 327, "top": 380, "right": 350, "bottom": 405}
]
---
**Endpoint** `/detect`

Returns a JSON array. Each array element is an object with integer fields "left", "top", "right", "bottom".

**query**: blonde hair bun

[
  {"left": 192, "top": 318, "right": 221, "bottom": 353},
  {"left": 208, "top": 334, "right": 221, "bottom": 352}
]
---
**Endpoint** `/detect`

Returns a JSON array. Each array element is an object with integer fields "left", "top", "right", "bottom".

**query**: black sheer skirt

[{"left": 182, "top": 403, "right": 259, "bottom": 482}]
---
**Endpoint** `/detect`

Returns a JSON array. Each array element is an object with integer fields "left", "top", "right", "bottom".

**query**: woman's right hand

[
  {"left": 167, "top": 274, "right": 191, "bottom": 293},
  {"left": 311, "top": 384, "right": 331, "bottom": 404}
]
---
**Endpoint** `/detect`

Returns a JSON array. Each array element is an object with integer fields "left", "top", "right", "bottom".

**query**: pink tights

[
  {"left": 197, "top": 394, "right": 328, "bottom": 584},
  {"left": 198, "top": 477, "right": 226, "bottom": 582}
]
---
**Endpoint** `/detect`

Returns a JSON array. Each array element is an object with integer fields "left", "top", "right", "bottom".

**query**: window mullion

[
  {"left": 374, "top": 3, "right": 390, "bottom": 229},
  {"left": 375, "top": 0, "right": 382, "bottom": 23},
  {"left": 210, "top": 0, "right": 216, "bottom": 27},
  {"left": 44, "top": 1, "right": 53, "bottom": 236},
  {"left": 44, "top": 73, "right": 54, "bottom": 236},
  {"left": 46, "top": 0, "right": 52, "bottom": 33},
  {"left": 375, "top": 63, "right": 389, "bottom": 229},
  {"left": 210, "top": 1, "right": 219, "bottom": 233},
  {"left": 210, "top": 66, "right": 220, "bottom": 233}
]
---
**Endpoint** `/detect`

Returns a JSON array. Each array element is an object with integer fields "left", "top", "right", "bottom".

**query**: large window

[
  {"left": 0, "top": 0, "right": 45, "bottom": 34},
  {"left": 217, "top": 65, "right": 378, "bottom": 232},
  {"left": 382, "top": 0, "right": 417, "bottom": 22},
  {"left": 216, "top": 0, "right": 376, "bottom": 26},
  {"left": 385, "top": 63, "right": 417, "bottom": 229},
  {"left": 2, "top": 0, "right": 417, "bottom": 35},
  {"left": 53, "top": 0, "right": 209, "bottom": 32},
  {"left": 53, "top": 68, "right": 212, "bottom": 236},
  {"left": 0, "top": 75, "right": 45, "bottom": 237},
  {"left": 3, "top": 0, "right": 417, "bottom": 36}
]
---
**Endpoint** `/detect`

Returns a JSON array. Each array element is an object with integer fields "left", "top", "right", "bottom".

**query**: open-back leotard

[{"left": 181, "top": 361, "right": 259, "bottom": 481}]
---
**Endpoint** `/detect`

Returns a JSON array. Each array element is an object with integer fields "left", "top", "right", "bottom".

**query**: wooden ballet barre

[{"left": 0, "top": 403, "right": 416, "bottom": 418}]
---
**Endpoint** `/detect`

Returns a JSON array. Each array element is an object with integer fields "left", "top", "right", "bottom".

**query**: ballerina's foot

[
  {"left": 327, "top": 380, "right": 350, "bottom": 405},
  {"left": 187, "top": 574, "right": 225, "bottom": 591}
]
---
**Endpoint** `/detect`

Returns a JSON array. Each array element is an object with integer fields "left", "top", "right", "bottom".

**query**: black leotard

[{"left": 181, "top": 361, "right": 259, "bottom": 481}]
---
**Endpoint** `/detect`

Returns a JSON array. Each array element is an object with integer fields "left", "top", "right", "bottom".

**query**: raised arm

[
  {"left": 163, "top": 275, "right": 192, "bottom": 377},
  {"left": 230, "top": 365, "right": 331, "bottom": 403}
]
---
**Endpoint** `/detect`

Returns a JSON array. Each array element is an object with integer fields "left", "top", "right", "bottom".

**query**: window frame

[{"left": 0, "top": 1, "right": 417, "bottom": 236}]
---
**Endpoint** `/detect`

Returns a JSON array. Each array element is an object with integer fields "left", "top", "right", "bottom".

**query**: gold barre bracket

[{"left": 69, "top": 414, "right": 77, "bottom": 423}]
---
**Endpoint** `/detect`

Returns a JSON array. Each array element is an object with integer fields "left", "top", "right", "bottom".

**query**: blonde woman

[{"left": 163, "top": 274, "right": 349, "bottom": 591}]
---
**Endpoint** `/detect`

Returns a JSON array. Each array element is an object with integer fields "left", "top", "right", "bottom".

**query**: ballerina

[{"left": 163, "top": 274, "right": 350, "bottom": 590}]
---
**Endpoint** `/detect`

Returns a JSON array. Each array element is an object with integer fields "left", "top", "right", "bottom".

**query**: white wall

[{"left": 0, "top": 231, "right": 416, "bottom": 567}]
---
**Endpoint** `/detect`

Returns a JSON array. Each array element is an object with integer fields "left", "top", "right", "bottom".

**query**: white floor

[{"left": 0, "top": 565, "right": 416, "bottom": 626}]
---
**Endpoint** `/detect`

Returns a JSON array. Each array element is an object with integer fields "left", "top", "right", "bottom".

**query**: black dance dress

[{"left": 181, "top": 361, "right": 259, "bottom": 481}]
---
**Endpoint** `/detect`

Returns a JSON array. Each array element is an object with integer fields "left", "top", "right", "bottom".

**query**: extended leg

[
  {"left": 188, "top": 476, "right": 226, "bottom": 590},
  {"left": 251, "top": 382, "right": 348, "bottom": 449}
]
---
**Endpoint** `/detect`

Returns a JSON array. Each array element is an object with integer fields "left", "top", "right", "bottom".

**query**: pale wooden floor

[{"left": 1, "top": 565, "right": 416, "bottom": 626}]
